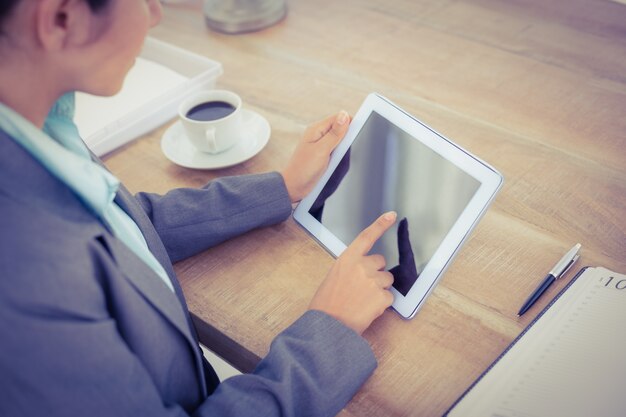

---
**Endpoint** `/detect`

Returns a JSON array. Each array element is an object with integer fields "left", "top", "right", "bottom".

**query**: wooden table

[{"left": 103, "top": 1, "right": 626, "bottom": 415}]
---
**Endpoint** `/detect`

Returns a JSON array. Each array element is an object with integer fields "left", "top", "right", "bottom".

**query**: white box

[{"left": 75, "top": 37, "right": 223, "bottom": 156}]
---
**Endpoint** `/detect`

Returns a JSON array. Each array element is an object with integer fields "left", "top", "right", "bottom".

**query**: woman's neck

[{"left": 0, "top": 54, "right": 61, "bottom": 128}]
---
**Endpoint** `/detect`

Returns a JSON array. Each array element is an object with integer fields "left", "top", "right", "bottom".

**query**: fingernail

[
  {"left": 336, "top": 110, "right": 349, "bottom": 125},
  {"left": 383, "top": 211, "right": 397, "bottom": 221}
]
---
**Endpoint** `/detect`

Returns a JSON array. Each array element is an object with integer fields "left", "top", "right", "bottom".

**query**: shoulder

[
  {"left": 0, "top": 192, "right": 96, "bottom": 257},
  {"left": 0, "top": 194, "right": 110, "bottom": 316}
]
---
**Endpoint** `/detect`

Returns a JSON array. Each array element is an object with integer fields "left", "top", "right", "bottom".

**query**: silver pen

[{"left": 517, "top": 243, "right": 581, "bottom": 316}]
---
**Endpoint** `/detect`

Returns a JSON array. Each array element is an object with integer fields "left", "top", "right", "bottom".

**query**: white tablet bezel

[{"left": 293, "top": 93, "right": 503, "bottom": 319}]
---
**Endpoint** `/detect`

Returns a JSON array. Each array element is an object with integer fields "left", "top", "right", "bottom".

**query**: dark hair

[{"left": 1, "top": 0, "right": 110, "bottom": 29}]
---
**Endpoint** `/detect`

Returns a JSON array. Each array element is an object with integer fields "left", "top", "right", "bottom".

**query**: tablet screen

[{"left": 308, "top": 111, "right": 481, "bottom": 296}]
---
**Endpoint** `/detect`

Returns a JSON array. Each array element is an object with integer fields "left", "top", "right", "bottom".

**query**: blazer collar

[{"left": 97, "top": 231, "right": 197, "bottom": 347}]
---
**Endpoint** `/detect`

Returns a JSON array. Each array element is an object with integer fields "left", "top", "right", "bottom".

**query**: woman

[{"left": 0, "top": 1, "right": 396, "bottom": 416}]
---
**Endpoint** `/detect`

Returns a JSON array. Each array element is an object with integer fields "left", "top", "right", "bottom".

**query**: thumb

[
  {"left": 349, "top": 211, "right": 397, "bottom": 256},
  {"left": 324, "top": 110, "right": 351, "bottom": 151}
]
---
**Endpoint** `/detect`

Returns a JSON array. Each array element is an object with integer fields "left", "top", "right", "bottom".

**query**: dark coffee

[{"left": 186, "top": 101, "right": 236, "bottom": 121}]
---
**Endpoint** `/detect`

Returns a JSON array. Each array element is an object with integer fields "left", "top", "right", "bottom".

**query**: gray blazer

[{"left": 0, "top": 130, "right": 377, "bottom": 417}]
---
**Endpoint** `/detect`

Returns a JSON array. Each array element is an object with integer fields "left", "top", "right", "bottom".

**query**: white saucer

[{"left": 161, "top": 109, "right": 270, "bottom": 169}]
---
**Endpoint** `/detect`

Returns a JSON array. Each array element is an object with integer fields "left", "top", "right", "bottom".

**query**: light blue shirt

[{"left": 0, "top": 93, "right": 174, "bottom": 292}]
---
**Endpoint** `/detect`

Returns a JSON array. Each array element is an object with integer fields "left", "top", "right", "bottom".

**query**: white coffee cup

[{"left": 178, "top": 90, "right": 243, "bottom": 154}]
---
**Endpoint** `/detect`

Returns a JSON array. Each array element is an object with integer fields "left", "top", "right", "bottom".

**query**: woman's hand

[
  {"left": 281, "top": 111, "right": 351, "bottom": 203},
  {"left": 309, "top": 212, "right": 397, "bottom": 335}
]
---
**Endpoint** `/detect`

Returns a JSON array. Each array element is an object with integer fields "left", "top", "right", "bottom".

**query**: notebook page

[{"left": 447, "top": 267, "right": 626, "bottom": 417}]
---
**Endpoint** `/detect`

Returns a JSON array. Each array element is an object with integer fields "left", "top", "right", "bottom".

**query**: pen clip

[
  {"left": 557, "top": 254, "right": 579, "bottom": 279},
  {"left": 549, "top": 243, "right": 581, "bottom": 277}
]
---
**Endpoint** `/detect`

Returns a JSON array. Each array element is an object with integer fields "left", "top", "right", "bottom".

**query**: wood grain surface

[{"left": 103, "top": 1, "right": 626, "bottom": 415}]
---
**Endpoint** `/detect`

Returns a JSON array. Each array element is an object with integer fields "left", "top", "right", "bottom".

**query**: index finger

[{"left": 347, "top": 211, "right": 397, "bottom": 256}]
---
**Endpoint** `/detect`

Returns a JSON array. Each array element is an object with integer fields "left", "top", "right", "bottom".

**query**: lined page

[{"left": 447, "top": 267, "right": 626, "bottom": 417}]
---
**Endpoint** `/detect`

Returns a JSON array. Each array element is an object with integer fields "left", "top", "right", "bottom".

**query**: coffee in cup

[
  {"left": 178, "top": 90, "right": 243, "bottom": 154},
  {"left": 186, "top": 101, "right": 236, "bottom": 121}
]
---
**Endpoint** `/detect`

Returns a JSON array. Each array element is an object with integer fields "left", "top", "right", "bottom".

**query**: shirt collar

[{"left": 0, "top": 93, "right": 119, "bottom": 218}]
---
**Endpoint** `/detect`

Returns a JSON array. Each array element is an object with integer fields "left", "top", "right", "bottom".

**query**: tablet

[{"left": 293, "top": 93, "right": 503, "bottom": 319}]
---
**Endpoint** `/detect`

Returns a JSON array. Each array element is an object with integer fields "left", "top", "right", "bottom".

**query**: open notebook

[{"left": 445, "top": 266, "right": 626, "bottom": 417}]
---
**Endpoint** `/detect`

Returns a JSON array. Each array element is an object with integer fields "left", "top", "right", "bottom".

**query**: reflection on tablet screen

[{"left": 309, "top": 111, "right": 480, "bottom": 296}]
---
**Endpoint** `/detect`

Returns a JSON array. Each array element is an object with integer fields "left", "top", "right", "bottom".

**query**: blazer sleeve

[
  {"left": 134, "top": 172, "right": 293, "bottom": 262},
  {"left": 196, "top": 310, "right": 377, "bottom": 417}
]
